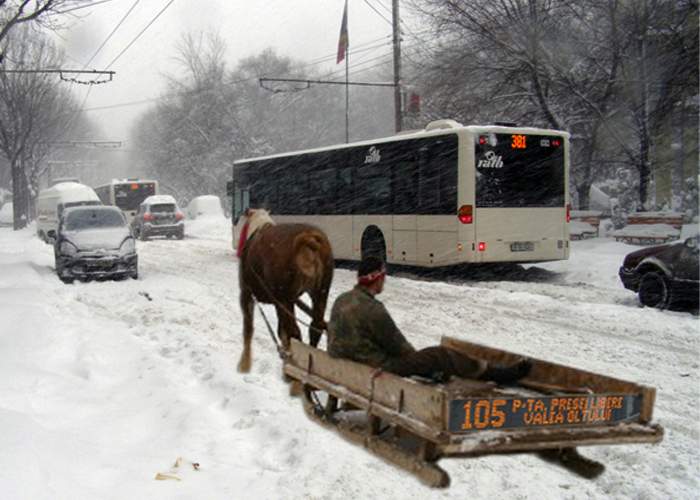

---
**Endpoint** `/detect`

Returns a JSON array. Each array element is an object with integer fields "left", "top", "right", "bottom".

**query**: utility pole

[{"left": 392, "top": 0, "right": 402, "bottom": 133}]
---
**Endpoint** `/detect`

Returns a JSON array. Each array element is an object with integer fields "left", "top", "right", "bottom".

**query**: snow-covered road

[{"left": 0, "top": 219, "right": 698, "bottom": 499}]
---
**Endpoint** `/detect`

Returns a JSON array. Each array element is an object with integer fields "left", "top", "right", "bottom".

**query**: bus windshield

[
  {"left": 113, "top": 182, "right": 156, "bottom": 211},
  {"left": 475, "top": 134, "right": 565, "bottom": 208}
]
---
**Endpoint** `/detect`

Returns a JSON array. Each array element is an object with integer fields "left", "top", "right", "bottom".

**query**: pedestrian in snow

[{"left": 327, "top": 256, "right": 532, "bottom": 383}]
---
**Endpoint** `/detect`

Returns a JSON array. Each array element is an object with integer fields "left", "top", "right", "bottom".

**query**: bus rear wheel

[{"left": 361, "top": 226, "right": 386, "bottom": 263}]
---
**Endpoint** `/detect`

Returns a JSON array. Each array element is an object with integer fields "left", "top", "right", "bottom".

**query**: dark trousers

[{"left": 381, "top": 346, "right": 485, "bottom": 380}]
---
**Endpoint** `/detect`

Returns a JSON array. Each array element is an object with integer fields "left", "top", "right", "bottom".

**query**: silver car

[{"left": 52, "top": 205, "right": 138, "bottom": 284}]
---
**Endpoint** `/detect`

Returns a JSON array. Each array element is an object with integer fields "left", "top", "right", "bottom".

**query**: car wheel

[
  {"left": 131, "top": 266, "right": 139, "bottom": 280},
  {"left": 60, "top": 276, "right": 74, "bottom": 284},
  {"left": 638, "top": 271, "right": 669, "bottom": 309},
  {"left": 177, "top": 229, "right": 184, "bottom": 240},
  {"left": 140, "top": 229, "right": 149, "bottom": 241}
]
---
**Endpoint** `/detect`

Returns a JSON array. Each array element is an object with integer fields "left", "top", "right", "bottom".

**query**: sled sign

[{"left": 449, "top": 394, "right": 642, "bottom": 432}]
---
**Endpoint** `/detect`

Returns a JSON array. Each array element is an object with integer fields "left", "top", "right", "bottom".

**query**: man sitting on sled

[{"left": 327, "top": 256, "right": 531, "bottom": 384}]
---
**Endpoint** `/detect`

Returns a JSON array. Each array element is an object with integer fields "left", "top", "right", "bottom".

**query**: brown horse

[{"left": 237, "top": 208, "right": 334, "bottom": 373}]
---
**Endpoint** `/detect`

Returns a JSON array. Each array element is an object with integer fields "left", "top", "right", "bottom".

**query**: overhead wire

[
  {"left": 363, "top": 0, "right": 392, "bottom": 25},
  {"left": 54, "top": 0, "right": 115, "bottom": 15},
  {"left": 84, "top": 0, "right": 140, "bottom": 69},
  {"left": 372, "top": 0, "right": 393, "bottom": 15},
  {"left": 75, "top": 4, "right": 435, "bottom": 119},
  {"left": 80, "top": 36, "right": 394, "bottom": 113},
  {"left": 65, "top": 0, "right": 142, "bottom": 135},
  {"left": 105, "top": 0, "right": 177, "bottom": 69}
]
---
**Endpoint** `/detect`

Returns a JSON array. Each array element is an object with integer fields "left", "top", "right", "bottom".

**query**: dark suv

[
  {"left": 131, "top": 195, "right": 184, "bottom": 241},
  {"left": 619, "top": 233, "right": 699, "bottom": 309},
  {"left": 53, "top": 205, "right": 138, "bottom": 283}
]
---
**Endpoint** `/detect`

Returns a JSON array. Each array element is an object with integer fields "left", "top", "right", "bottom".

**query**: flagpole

[
  {"left": 345, "top": 46, "right": 349, "bottom": 144},
  {"left": 337, "top": 0, "right": 349, "bottom": 143}
]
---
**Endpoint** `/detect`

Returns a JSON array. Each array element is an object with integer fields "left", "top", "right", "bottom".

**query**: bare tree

[
  {"left": 406, "top": 0, "right": 698, "bottom": 211},
  {"left": 0, "top": 0, "right": 90, "bottom": 52},
  {"left": 406, "top": 0, "right": 628, "bottom": 209},
  {"left": 0, "top": 27, "right": 80, "bottom": 228},
  {"left": 616, "top": 0, "right": 698, "bottom": 209}
]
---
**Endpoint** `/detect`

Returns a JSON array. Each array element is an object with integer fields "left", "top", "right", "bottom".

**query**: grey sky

[{"left": 51, "top": 0, "right": 401, "bottom": 141}]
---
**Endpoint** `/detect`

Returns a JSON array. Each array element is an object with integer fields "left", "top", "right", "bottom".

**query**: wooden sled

[{"left": 283, "top": 336, "right": 664, "bottom": 488}]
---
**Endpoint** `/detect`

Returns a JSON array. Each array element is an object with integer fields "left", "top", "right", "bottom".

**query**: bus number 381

[{"left": 511, "top": 134, "right": 527, "bottom": 149}]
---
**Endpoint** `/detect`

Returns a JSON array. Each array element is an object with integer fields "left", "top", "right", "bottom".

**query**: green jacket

[{"left": 327, "top": 285, "right": 415, "bottom": 367}]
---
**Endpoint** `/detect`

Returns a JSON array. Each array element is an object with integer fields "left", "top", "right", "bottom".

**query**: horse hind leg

[
  {"left": 309, "top": 289, "right": 329, "bottom": 348},
  {"left": 276, "top": 302, "right": 301, "bottom": 351},
  {"left": 238, "top": 288, "right": 255, "bottom": 373}
]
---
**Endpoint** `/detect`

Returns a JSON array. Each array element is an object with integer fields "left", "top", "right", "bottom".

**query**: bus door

[{"left": 233, "top": 187, "right": 249, "bottom": 225}]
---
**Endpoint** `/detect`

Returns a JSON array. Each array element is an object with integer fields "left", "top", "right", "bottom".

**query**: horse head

[{"left": 237, "top": 208, "right": 276, "bottom": 258}]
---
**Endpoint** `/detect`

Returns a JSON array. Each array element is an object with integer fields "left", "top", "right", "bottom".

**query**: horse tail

[{"left": 293, "top": 231, "right": 325, "bottom": 279}]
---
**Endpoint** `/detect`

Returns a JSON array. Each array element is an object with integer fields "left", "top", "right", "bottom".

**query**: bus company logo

[
  {"left": 364, "top": 146, "right": 381, "bottom": 164},
  {"left": 478, "top": 151, "right": 504, "bottom": 169}
]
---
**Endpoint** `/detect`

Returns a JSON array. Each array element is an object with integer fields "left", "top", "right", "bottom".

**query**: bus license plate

[{"left": 511, "top": 241, "right": 534, "bottom": 252}]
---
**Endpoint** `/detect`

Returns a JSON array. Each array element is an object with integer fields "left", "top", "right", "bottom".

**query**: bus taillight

[
  {"left": 458, "top": 205, "right": 473, "bottom": 224},
  {"left": 478, "top": 242, "right": 486, "bottom": 252},
  {"left": 566, "top": 203, "right": 571, "bottom": 223}
]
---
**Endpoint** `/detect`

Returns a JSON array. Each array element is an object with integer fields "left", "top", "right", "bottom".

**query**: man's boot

[{"left": 479, "top": 358, "right": 532, "bottom": 384}]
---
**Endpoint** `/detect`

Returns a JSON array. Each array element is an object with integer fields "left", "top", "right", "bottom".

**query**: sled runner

[{"left": 283, "top": 336, "right": 663, "bottom": 487}]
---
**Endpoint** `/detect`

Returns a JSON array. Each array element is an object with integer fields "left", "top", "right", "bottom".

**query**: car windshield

[
  {"left": 64, "top": 209, "right": 125, "bottom": 231},
  {"left": 150, "top": 203, "right": 175, "bottom": 213}
]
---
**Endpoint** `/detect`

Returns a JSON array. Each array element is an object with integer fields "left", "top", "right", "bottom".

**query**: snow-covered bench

[
  {"left": 626, "top": 212, "right": 684, "bottom": 230},
  {"left": 570, "top": 220, "right": 598, "bottom": 240},
  {"left": 612, "top": 223, "right": 680, "bottom": 245},
  {"left": 570, "top": 210, "right": 603, "bottom": 240}
]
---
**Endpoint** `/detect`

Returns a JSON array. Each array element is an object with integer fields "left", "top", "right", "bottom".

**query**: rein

[{"left": 248, "top": 264, "right": 326, "bottom": 336}]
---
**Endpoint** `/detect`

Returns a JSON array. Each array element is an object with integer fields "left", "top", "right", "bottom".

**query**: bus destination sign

[{"left": 448, "top": 394, "right": 642, "bottom": 433}]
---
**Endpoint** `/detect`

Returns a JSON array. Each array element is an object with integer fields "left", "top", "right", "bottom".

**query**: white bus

[
  {"left": 94, "top": 179, "right": 158, "bottom": 222},
  {"left": 229, "top": 120, "right": 570, "bottom": 267}
]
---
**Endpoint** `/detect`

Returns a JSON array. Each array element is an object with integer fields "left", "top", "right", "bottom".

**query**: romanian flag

[{"left": 336, "top": 0, "right": 349, "bottom": 64}]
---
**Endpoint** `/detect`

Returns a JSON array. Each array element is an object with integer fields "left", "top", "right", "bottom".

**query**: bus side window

[
  {"left": 308, "top": 168, "right": 336, "bottom": 215},
  {"left": 392, "top": 150, "right": 418, "bottom": 214},
  {"left": 434, "top": 140, "right": 458, "bottom": 213},
  {"left": 234, "top": 188, "right": 249, "bottom": 224},
  {"left": 418, "top": 147, "right": 439, "bottom": 214},
  {"left": 280, "top": 163, "right": 307, "bottom": 215},
  {"left": 337, "top": 166, "right": 353, "bottom": 215},
  {"left": 251, "top": 180, "right": 276, "bottom": 212}
]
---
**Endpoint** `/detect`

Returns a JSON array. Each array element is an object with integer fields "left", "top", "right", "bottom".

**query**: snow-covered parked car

[
  {"left": 131, "top": 195, "right": 184, "bottom": 240},
  {"left": 36, "top": 181, "right": 101, "bottom": 242},
  {"left": 0, "top": 202, "right": 12, "bottom": 226},
  {"left": 619, "top": 233, "right": 699, "bottom": 309},
  {"left": 186, "top": 195, "right": 224, "bottom": 219},
  {"left": 53, "top": 205, "right": 138, "bottom": 284}
]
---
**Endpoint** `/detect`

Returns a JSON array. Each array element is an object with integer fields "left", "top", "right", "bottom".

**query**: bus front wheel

[{"left": 361, "top": 226, "right": 386, "bottom": 263}]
